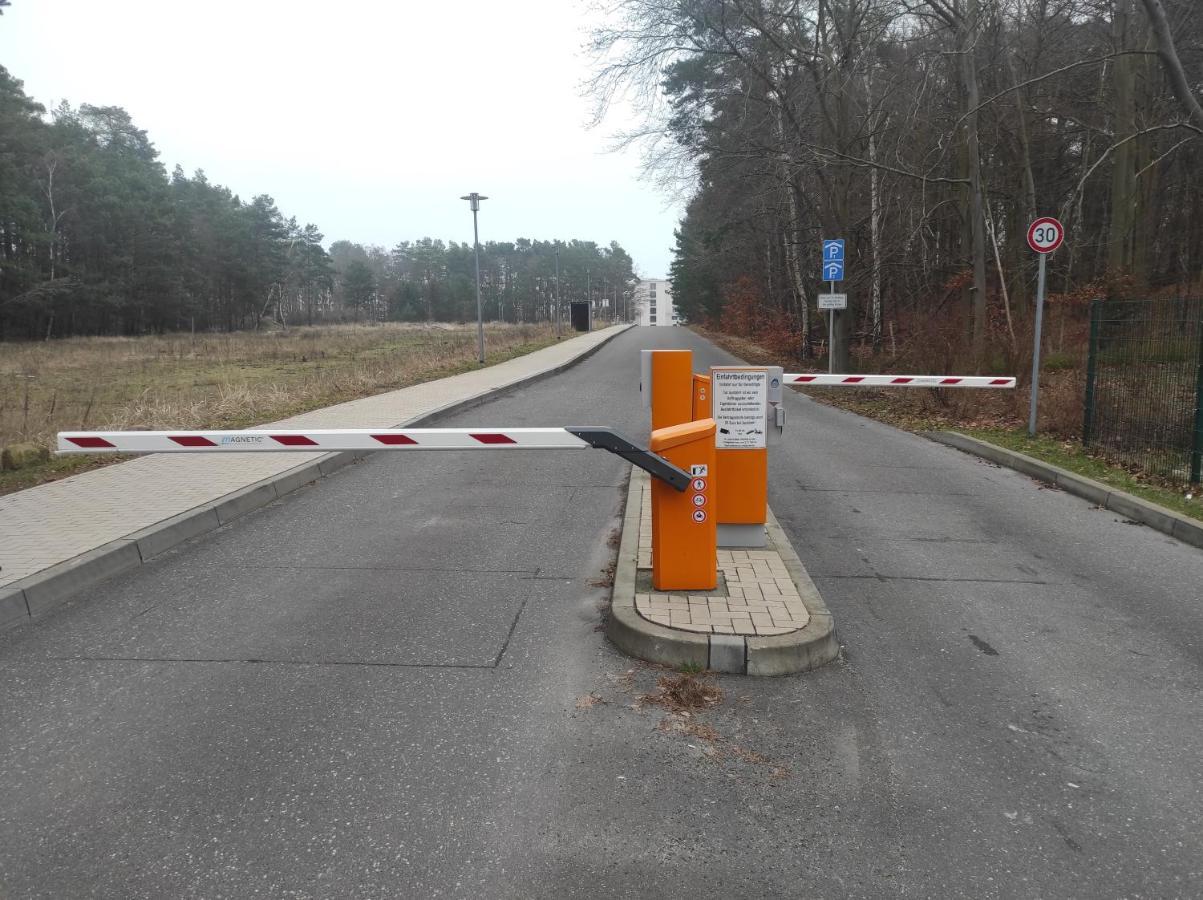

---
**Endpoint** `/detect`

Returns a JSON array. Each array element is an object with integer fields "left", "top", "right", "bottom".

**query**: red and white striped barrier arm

[
  {"left": 58, "top": 428, "right": 592, "bottom": 454},
  {"left": 784, "top": 374, "right": 1016, "bottom": 389},
  {"left": 56, "top": 426, "right": 694, "bottom": 490}
]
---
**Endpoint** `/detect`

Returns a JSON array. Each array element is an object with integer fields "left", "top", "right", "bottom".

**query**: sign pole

[
  {"left": 1024, "top": 216, "right": 1061, "bottom": 437},
  {"left": 1028, "top": 253, "right": 1047, "bottom": 436},
  {"left": 828, "top": 279, "right": 835, "bottom": 374},
  {"left": 821, "top": 239, "right": 845, "bottom": 374}
]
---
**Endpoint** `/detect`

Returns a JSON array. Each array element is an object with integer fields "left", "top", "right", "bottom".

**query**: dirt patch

[
  {"left": 656, "top": 711, "right": 790, "bottom": 776},
  {"left": 589, "top": 558, "right": 617, "bottom": 589},
  {"left": 638, "top": 672, "right": 724, "bottom": 713},
  {"left": 657, "top": 717, "right": 721, "bottom": 743},
  {"left": 590, "top": 664, "right": 789, "bottom": 778}
]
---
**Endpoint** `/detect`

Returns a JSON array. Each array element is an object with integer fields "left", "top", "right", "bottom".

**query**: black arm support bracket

[{"left": 565, "top": 426, "right": 690, "bottom": 492}]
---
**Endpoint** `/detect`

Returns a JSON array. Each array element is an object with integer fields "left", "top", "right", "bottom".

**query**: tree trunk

[
  {"left": 1140, "top": 0, "right": 1203, "bottom": 130},
  {"left": 867, "top": 66, "right": 884, "bottom": 352},
  {"left": 1109, "top": 0, "right": 1139, "bottom": 277},
  {"left": 774, "top": 97, "right": 811, "bottom": 356},
  {"left": 960, "top": 0, "right": 989, "bottom": 356}
]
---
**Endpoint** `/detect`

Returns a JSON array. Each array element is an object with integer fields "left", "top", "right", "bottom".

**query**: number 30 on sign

[{"left": 1027, "top": 217, "right": 1064, "bottom": 254}]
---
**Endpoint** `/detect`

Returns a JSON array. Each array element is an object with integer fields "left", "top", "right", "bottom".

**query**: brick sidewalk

[
  {"left": 630, "top": 469, "right": 811, "bottom": 636},
  {"left": 0, "top": 326, "right": 628, "bottom": 603}
]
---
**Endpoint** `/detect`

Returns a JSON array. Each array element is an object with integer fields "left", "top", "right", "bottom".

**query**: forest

[
  {"left": 591, "top": 0, "right": 1203, "bottom": 370},
  {"left": 0, "top": 66, "right": 638, "bottom": 341}
]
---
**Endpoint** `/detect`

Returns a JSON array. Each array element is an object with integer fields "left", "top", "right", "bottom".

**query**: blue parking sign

[{"left": 822, "top": 240, "right": 844, "bottom": 281}]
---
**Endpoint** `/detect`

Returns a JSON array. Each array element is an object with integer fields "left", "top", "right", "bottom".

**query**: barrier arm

[
  {"left": 56, "top": 426, "right": 691, "bottom": 492},
  {"left": 784, "top": 374, "right": 1016, "bottom": 388}
]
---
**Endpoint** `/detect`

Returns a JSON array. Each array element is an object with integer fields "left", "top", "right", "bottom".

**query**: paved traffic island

[{"left": 608, "top": 469, "right": 838, "bottom": 675}]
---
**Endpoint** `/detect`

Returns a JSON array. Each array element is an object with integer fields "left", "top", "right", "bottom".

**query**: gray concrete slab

[
  {"left": 212, "top": 480, "right": 279, "bottom": 525},
  {"left": 126, "top": 506, "right": 222, "bottom": 561},
  {"left": 0, "top": 584, "right": 27, "bottom": 629},
  {"left": 708, "top": 633, "right": 745, "bottom": 673},
  {"left": 21, "top": 539, "right": 143, "bottom": 618}
]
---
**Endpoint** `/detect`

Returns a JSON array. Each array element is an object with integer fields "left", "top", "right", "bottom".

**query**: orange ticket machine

[
  {"left": 709, "top": 365, "right": 785, "bottom": 548},
  {"left": 641, "top": 349, "right": 784, "bottom": 548},
  {"left": 649, "top": 418, "right": 717, "bottom": 591},
  {"left": 641, "top": 349, "right": 694, "bottom": 430}
]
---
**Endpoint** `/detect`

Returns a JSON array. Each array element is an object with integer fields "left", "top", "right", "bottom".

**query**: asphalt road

[{"left": 2, "top": 327, "right": 1201, "bottom": 899}]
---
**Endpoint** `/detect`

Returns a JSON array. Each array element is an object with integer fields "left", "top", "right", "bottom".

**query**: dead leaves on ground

[
  {"left": 637, "top": 672, "right": 723, "bottom": 713},
  {"left": 578, "top": 666, "right": 790, "bottom": 779}
]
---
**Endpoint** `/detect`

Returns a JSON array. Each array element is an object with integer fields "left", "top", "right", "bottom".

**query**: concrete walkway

[{"left": 0, "top": 325, "right": 628, "bottom": 625}]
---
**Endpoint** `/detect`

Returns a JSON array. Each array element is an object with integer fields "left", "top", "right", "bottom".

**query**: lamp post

[
  {"left": 554, "top": 246, "right": 561, "bottom": 336},
  {"left": 460, "top": 192, "right": 487, "bottom": 364}
]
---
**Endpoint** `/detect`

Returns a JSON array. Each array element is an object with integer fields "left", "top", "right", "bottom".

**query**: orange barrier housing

[
  {"left": 692, "top": 370, "right": 767, "bottom": 533},
  {"left": 649, "top": 350, "right": 695, "bottom": 430},
  {"left": 649, "top": 418, "right": 717, "bottom": 591},
  {"left": 691, "top": 374, "right": 711, "bottom": 420},
  {"left": 715, "top": 447, "right": 767, "bottom": 526},
  {"left": 708, "top": 366, "right": 770, "bottom": 532}
]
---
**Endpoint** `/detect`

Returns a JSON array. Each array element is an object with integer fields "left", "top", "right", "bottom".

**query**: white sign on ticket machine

[{"left": 711, "top": 367, "right": 768, "bottom": 450}]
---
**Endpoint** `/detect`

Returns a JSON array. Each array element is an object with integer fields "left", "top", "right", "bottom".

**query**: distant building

[{"left": 635, "top": 278, "right": 679, "bottom": 327}]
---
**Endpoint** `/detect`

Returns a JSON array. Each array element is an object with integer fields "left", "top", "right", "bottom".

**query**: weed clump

[{"left": 639, "top": 672, "right": 723, "bottom": 713}]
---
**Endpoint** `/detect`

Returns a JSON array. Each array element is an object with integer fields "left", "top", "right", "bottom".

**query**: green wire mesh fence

[{"left": 1083, "top": 298, "right": 1203, "bottom": 487}]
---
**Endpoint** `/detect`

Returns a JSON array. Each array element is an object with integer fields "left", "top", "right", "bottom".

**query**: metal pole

[
  {"left": 1190, "top": 312, "right": 1203, "bottom": 484},
  {"left": 472, "top": 207, "right": 484, "bottom": 364},
  {"left": 1082, "top": 299, "right": 1101, "bottom": 446},
  {"left": 828, "top": 279, "right": 835, "bottom": 374},
  {"left": 1028, "top": 252, "right": 1047, "bottom": 436},
  {"left": 461, "top": 193, "right": 488, "bottom": 364},
  {"left": 554, "top": 249, "right": 561, "bottom": 336}
]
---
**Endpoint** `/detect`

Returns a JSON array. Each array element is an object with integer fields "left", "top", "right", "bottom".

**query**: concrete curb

[
  {"left": 1, "top": 325, "right": 634, "bottom": 630},
  {"left": 927, "top": 431, "right": 1203, "bottom": 550},
  {"left": 606, "top": 472, "right": 838, "bottom": 676}
]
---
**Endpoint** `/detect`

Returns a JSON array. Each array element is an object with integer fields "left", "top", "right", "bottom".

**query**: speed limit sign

[
  {"left": 1027, "top": 215, "right": 1064, "bottom": 438},
  {"left": 1027, "top": 217, "right": 1064, "bottom": 254}
]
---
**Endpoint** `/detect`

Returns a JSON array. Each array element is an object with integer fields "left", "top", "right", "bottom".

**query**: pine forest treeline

[
  {"left": 0, "top": 66, "right": 637, "bottom": 341},
  {"left": 592, "top": 0, "right": 1203, "bottom": 369}
]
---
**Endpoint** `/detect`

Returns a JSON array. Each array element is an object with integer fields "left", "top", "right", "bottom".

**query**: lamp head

[{"left": 460, "top": 192, "right": 488, "bottom": 212}]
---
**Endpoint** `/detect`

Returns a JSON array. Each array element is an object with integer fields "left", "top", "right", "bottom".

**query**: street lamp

[
  {"left": 460, "top": 192, "right": 488, "bottom": 364},
  {"left": 554, "top": 246, "right": 561, "bottom": 336}
]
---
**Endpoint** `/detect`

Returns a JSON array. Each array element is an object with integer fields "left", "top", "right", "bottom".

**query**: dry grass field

[{"left": 0, "top": 322, "right": 559, "bottom": 494}]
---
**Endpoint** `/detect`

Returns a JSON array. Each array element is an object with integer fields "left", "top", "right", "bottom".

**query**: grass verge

[
  {"left": 0, "top": 322, "right": 571, "bottom": 496},
  {"left": 955, "top": 428, "right": 1203, "bottom": 523}
]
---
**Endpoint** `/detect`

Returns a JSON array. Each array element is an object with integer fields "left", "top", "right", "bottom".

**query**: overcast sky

[{"left": 0, "top": 0, "right": 684, "bottom": 277}]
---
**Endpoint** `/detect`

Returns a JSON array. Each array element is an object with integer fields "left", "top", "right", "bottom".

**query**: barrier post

[
  {"left": 649, "top": 418, "right": 717, "bottom": 591},
  {"left": 641, "top": 349, "right": 695, "bottom": 430},
  {"left": 692, "top": 374, "right": 711, "bottom": 420}
]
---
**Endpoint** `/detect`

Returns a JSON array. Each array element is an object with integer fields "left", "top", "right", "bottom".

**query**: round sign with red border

[{"left": 1027, "top": 217, "right": 1064, "bottom": 254}]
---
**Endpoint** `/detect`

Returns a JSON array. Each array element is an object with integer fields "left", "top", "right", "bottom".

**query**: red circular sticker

[
  {"left": 1027, "top": 217, "right": 1064, "bottom": 254},
  {"left": 692, "top": 478, "right": 706, "bottom": 492},
  {"left": 692, "top": 509, "right": 707, "bottom": 523}
]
